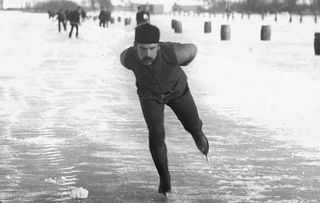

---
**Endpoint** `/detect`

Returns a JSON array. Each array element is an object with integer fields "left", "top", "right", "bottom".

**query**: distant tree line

[
  {"left": 32, "top": 0, "right": 113, "bottom": 12},
  {"left": 89, "top": 0, "right": 113, "bottom": 10},
  {"left": 204, "top": 0, "right": 320, "bottom": 14},
  {"left": 30, "top": 0, "right": 320, "bottom": 15},
  {"left": 33, "top": 0, "right": 79, "bottom": 11}
]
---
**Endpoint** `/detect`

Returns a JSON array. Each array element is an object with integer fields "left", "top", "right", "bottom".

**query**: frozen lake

[
  {"left": 1, "top": 10, "right": 320, "bottom": 202},
  {"left": 156, "top": 12, "right": 320, "bottom": 149}
]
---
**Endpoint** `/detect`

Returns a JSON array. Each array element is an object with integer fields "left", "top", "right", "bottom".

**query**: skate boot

[
  {"left": 195, "top": 135, "right": 210, "bottom": 163},
  {"left": 158, "top": 175, "right": 171, "bottom": 196}
]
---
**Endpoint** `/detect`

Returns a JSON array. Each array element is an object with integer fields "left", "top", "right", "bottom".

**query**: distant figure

[
  {"left": 98, "top": 7, "right": 111, "bottom": 28},
  {"left": 80, "top": 9, "right": 87, "bottom": 22},
  {"left": 48, "top": 10, "right": 55, "bottom": 19},
  {"left": 136, "top": 6, "right": 150, "bottom": 26},
  {"left": 225, "top": 4, "right": 231, "bottom": 20},
  {"left": 57, "top": 9, "right": 67, "bottom": 32},
  {"left": 68, "top": 7, "right": 81, "bottom": 38},
  {"left": 120, "top": 23, "right": 210, "bottom": 196},
  {"left": 105, "top": 8, "right": 112, "bottom": 27},
  {"left": 65, "top": 9, "right": 70, "bottom": 22}
]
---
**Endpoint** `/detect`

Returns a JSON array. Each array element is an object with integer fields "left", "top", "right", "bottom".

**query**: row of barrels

[
  {"left": 171, "top": 19, "right": 320, "bottom": 55},
  {"left": 92, "top": 15, "right": 131, "bottom": 26},
  {"left": 115, "top": 16, "right": 132, "bottom": 26},
  {"left": 169, "top": 12, "right": 318, "bottom": 24},
  {"left": 171, "top": 20, "right": 271, "bottom": 41}
]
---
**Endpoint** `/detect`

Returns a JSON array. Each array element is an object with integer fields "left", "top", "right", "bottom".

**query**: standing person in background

[
  {"left": 98, "top": 7, "right": 107, "bottom": 28},
  {"left": 105, "top": 7, "right": 112, "bottom": 28},
  {"left": 57, "top": 9, "right": 67, "bottom": 32},
  {"left": 65, "top": 9, "right": 70, "bottom": 22},
  {"left": 120, "top": 23, "right": 210, "bottom": 196},
  {"left": 136, "top": 6, "right": 150, "bottom": 26},
  {"left": 225, "top": 3, "right": 231, "bottom": 20},
  {"left": 80, "top": 8, "right": 87, "bottom": 22},
  {"left": 68, "top": 7, "right": 81, "bottom": 38},
  {"left": 48, "top": 9, "right": 55, "bottom": 20}
]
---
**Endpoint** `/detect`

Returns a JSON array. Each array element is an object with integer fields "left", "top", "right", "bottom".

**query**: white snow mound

[{"left": 70, "top": 187, "right": 89, "bottom": 199}]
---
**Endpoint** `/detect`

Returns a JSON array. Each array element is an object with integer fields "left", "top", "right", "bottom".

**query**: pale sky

[
  {"left": 2, "top": 0, "right": 210, "bottom": 9},
  {"left": 3, "top": 0, "right": 282, "bottom": 10}
]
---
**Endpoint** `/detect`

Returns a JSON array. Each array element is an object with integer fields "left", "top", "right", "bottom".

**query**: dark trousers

[
  {"left": 58, "top": 20, "right": 66, "bottom": 32},
  {"left": 99, "top": 20, "right": 108, "bottom": 28},
  {"left": 99, "top": 20, "right": 105, "bottom": 27},
  {"left": 139, "top": 89, "right": 206, "bottom": 180},
  {"left": 69, "top": 24, "right": 78, "bottom": 38}
]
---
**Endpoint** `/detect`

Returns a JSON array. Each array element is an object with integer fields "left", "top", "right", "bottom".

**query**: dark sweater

[
  {"left": 69, "top": 10, "right": 80, "bottom": 24},
  {"left": 121, "top": 42, "right": 194, "bottom": 102}
]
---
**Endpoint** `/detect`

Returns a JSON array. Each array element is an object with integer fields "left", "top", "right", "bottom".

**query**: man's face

[{"left": 136, "top": 43, "right": 159, "bottom": 66}]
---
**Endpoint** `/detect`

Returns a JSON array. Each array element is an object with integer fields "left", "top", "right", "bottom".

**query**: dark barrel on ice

[
  {"left": 174, "top": 21, "right": 182, "bottom": 33},
  {"left": 204, "top": 21, "right": 211, "bottom": 33},
  {"left": 110, "top": 17, "right": 115, "bottom": 24},
  {"left": 124, "top": 18, "right": 131, "bottom": 26},
  {"left": 117, "top": 16, "right": 121, "bottom": 22},
  {"left": 260, "top": 25, "right": 271, "bottom": 41},
  {"left": 171, "top": 19, "right": 177, "bottom": 29},
  {"left": 314, "top": 33, "right": 320, "bottom": 55},
  {"left": 220, "top": 24, "right": 230, "bottom": 40}
]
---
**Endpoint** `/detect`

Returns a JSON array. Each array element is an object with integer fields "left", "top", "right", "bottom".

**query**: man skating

[{"left": 120, "top": 23, "right": 209, "bottom": 196}]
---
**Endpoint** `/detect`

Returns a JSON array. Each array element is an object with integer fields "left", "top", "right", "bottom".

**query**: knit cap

[{"left": 134, "top": 23, "right": 160, "bottom": 44}]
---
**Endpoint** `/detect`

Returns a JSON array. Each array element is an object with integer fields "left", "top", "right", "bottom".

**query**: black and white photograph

[{"left": 1, "top": 0, "right": 320, "bottom": 202}]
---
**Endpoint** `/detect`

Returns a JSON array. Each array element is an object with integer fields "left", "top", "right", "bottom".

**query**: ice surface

[{"left": 1, "top": 10, "right": 320, "bottom": 202}]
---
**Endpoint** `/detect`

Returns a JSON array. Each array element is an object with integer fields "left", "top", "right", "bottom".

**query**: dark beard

[{"left": 142, "top": 57, "right": 154, "bottom": 64}]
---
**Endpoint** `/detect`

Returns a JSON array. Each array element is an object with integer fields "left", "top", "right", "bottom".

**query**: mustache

[{"left": 142, "top": 57, "right": 154, "bottom": 62}]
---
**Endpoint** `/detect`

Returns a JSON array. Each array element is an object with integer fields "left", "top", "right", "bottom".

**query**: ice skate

[{"left": 158, "top": 175, "right": 171, "bottom": 196}]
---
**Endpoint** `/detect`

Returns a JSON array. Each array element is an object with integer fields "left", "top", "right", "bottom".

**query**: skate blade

[
  {"left": 205, "top": 153, "right": 211, "bottom": 164},
  {"left": 160, "top": 191, "right": 171, "bottom": 200}
]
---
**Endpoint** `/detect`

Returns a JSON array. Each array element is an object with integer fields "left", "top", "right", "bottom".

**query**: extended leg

[
  {"left": 58, "top": 21, "right": 61, "bottom": 32},
  {"left": 69, "top": 25, "right": 74, "bottom": 38},
  {"left": 139, "top": 98, "right": 171, "bottom": 195},
  {"left": 167, "top": 88, "right": 209, "bottom": 157},
  {"left": 75, "top": 25, "right": 79, "bottom": 38}
]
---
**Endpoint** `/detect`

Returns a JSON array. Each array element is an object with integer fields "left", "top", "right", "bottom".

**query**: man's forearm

[{"left": 173, "top": 43, "right": 197, "bottom": 66}]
